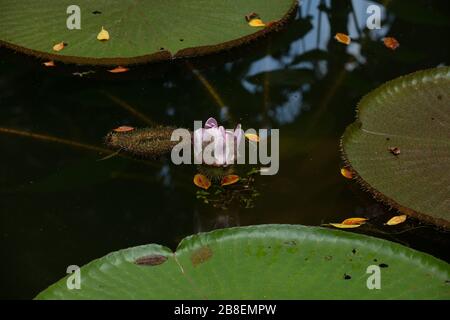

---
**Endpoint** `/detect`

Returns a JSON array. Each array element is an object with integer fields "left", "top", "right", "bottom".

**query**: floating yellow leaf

[
  {"left": 385, "top": 215, "right": 407, "bottom": 226},
  {"left": 248, "top": 18, "right": 266, "bottom": 27},
  {"left": 52, "top": 42, "right": 65, "bottom": 52},
  {"left": 245, "top": 133, "right": 260, "bottom": 142},
  {"left": 43, "top": 61, "right": 55, "bottom": 67},
  {"left": 113, "top": 126, "right": 134, "bottom": 133},
  {"left": 97, "top": 26, "right": 110, "bottom": 41},
  {"left": 340, "top": 167, "right": 353, "bottom": 179},
  {"left": 193, "top": 174, "right": 211, "bottom": 190},
  {"left": 221, "top": 175, "right": 240, "bottom": 186},
  {"left": 108, "top": 66, "right": 129, "bottom": 73},
  {"left": 342, "top": 217, "right": 368, "bottom": 225},
  {"left": 334, "top": 33, "right": 351, "bottom": 45},
  {"left": 329, "top": 223, "right": 362, "bottom": 229},
  {"left": 383, "top": 37, "right": 400, "bottom": 50}
]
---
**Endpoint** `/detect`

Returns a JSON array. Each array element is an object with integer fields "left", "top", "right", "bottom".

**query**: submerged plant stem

[
  {"left": 0, "top": 126, "right": 161, "bottom": 168},
  {"left": 101, "top": 91, "right": 155, "bottom": 126},
  {"left": 262, "top": 38, "right": 272, "bottom": 126},
  {"left": 186, "top": 62, "right": 228, "bottom": 113},
  {"left": 0, "top": 127, "right": 111, "bottom": 154}
]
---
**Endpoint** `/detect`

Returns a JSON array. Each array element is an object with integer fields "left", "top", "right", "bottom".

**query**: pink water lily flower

[{"left": 194, "top": 117, "right": 243, "bottom": 166}]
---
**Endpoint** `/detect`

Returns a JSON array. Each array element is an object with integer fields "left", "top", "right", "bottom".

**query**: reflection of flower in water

[
  {"left": 191, "top": 118, "right": 260, "bottom": 210},
  {"left": 194, "top": 117, "right": 243, "bottom": 167},
  {"left": 195, "top": 167, "right": 260, "bottom": 210}
]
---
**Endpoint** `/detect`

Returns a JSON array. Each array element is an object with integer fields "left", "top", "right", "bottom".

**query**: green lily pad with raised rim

[
  {"left": 341, "top": 67, "right": 450, "bottom": 228},
  {"left": 0, "top": 0, "right": 297, "bottom": 65},
  {"left": 36, "top": 225, "right": 450, "bottom": 299}
]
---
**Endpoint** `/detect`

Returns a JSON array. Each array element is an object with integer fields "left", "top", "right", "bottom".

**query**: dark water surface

[{"left": 1, "top": 0, "right": 449, "bottom": 299}]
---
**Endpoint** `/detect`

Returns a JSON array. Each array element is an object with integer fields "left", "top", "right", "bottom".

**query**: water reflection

[
  {"left": 0, "top": 0, "right": 449, "bottom": 299},
  {"left": 192, "top": 168, "right": 259, "bottom": 232}
]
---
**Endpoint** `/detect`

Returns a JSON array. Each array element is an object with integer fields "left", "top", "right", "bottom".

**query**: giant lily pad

[
  {"left": 36, "top": 225, "right": 450, "bottom": 299},
  {"left": 341, "top": 67, "right": 450, "bottom": 228},
  {"left": 0, "top": 0, "right": 297, "bottom": 65}
]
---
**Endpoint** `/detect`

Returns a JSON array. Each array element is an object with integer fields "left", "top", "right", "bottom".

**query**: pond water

[{"left": 0, "top": 0, "right": 449, "bottom": 299}]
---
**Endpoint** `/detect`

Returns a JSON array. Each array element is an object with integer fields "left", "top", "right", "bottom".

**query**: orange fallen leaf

[
  {"left": 43, "top": 61, "right": 55, "bottom": 67},
  {"left": 113, "top": 126, "right": 135, "bottom": 133},
  {"left": 97, "top": 26, "right": 110, "bottom": 41},
  {"left": 248, "top": 18, "right": 266, "bottom": 27},
  {"left": 221, "top": 175, "right": 240, "bottom": 186},
  {"left": 334, "top": 33, "right": 351, "bottom": 45},
  {"left": 340, "top": 167, "right": 353, "bottom": 179},
  {"left": 383, "top": 37, "right": 400, "bottom": 50},
  {"left": 245, "top": 133, "right": 260, "bottom": 142},
  {"left": 385, "top": 215, "right": 407, "bottom": 226},
  {"left": 108, "top": 66, "right": 129, "bottom": 73},
  {"left": 341, "top": 217, "right": 368, "bottom": 225},
  {"left": 52, "top": 42, "right": 66, "bottom": 52},
  {"left": 329, "top": 223, "right": 362, "bottom": 229},
  {"left": 194, "top": 174, "right": 211, "bottom": 190}
]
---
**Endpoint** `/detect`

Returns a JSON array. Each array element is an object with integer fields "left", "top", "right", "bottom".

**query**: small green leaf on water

[{"left": 247, "top": 168, "right": 260, "bottom": 176}]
